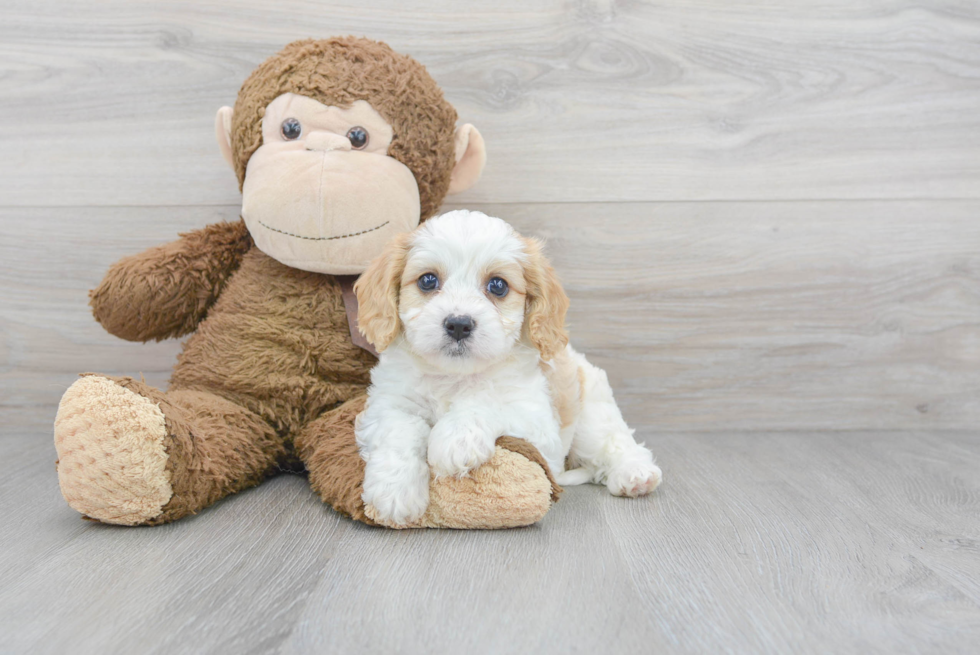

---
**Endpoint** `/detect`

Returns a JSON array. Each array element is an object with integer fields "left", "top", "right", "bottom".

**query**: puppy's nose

[{"left": 444, "top": 315, "right": 475, "bottom": 342}]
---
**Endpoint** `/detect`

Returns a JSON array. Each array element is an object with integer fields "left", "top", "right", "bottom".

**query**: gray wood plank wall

[
  {"left": 2, "top": 3, "right": 980, "bottom": 654},
  {"left": 2, "top": 0, "right": 977, "bottom": 430}
]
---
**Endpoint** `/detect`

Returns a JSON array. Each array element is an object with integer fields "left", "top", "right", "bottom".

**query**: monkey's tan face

[{"left": 241, "top": 93, "right": 421, "bottom": 274}]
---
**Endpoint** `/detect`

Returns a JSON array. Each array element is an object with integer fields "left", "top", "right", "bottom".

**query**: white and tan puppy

[{"left": 354, "top": 210, "right": 661, "bottom": 526}]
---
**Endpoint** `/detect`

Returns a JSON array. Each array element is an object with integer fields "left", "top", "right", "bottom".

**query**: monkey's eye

[
  {"left": 487, "top": 277, "right": 509, "bottom": 298},
  {"left": 346, "top": 126, "right": 369, "bottom": 150},
  {"left": 280, "top": 118, "right": 302, "bottom": 140},
  {"left": 418, "top": 273, "right": 439, "bottom": 292}
]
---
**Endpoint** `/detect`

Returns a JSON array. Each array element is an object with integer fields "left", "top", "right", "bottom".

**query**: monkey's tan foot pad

[
  {"left": 365, "top": 437, "right": 562, "bottom": 530},
  {"left": 54, "top": 376, "right": 173, "bottom": 525}
]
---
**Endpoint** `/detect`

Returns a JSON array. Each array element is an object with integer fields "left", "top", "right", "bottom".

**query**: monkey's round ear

[
  {"left": 448, "top": 124, "right": 486, "bottom": 195},
  {"left": 215, "top": 106, "right": 235, "bottom": 170}
]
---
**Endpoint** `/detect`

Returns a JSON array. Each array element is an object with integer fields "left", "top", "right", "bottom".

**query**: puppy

[{"left": 354, "top": 210, "right": 661, "bottom": 526}]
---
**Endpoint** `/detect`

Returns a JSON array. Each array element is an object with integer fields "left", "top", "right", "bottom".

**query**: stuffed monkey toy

[{"left": 53, "top": 38, "right": 560, "bottom": 528}]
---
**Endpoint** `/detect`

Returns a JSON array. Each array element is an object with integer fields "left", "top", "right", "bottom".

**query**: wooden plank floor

[
  {"left": 2, "top": 409, "right": 979, "bottom": 654},
  {"left": 2, "top": 0, "right": 979, "bottom": 652}
]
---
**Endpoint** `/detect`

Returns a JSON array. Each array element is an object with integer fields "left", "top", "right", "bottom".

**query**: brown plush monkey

[{"left": 53, "top": 38, "right": 560, "bottom": 528}]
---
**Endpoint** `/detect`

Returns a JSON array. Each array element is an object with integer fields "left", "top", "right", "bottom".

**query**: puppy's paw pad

[{"left": 607, "top": 462, "right": 662, "bottom": 498}]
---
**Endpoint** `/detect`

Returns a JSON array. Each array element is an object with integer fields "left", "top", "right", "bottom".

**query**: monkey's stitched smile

[{"left": 256, "top": 220, "right": 390, "bottom": 241}]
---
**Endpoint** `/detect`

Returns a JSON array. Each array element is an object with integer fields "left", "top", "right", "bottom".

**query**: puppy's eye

[
  {"left": 346, "top": 126, "right": 369, "bottom": 150},
  {"left": 418, "top": 273, "right": 439, "bottom": 292},
  {"left": 487, "top": 277, "right": 509, "bottom": 298},
  {"left": 281, "top": 118, "right": 302, "bottom": 140}
]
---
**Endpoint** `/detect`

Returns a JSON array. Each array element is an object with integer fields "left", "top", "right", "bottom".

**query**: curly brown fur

[
  {"left": 231, "top": 37, "right": 458, "bottom": 221},
  {"left": 296, "top": 394, "right": 378, "bottom": 525},
  {"left": 77, "top": 222, "right": 558, "bottom": 528},
  {"left": 76, "top": 245, "right": 378, "bottom": 525},
  {"left": 59, "top": 38, "right": 555, "bottom": 529},
  {"left": 169, "top": 248, "right": 376, "bottom": 436},
  {"left": 90, "top": 220, "right": 253, "bottom": 342},
  {"left": 95, "top": 375, "right": 285, "bottom": 525}
]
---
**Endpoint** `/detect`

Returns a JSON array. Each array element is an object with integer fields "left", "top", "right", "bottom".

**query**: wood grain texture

[
  {"left": 0, "top": 0, "right": 978, "bottom": 206},
  {"left": 2, "top": 410, "right": 978, "bottom": 654},
  {"left": 4, "top": 200, "right": 978, "bottom": 430},
  {"left": 3, "top": 1, "right": 980, "bottom": 652}
]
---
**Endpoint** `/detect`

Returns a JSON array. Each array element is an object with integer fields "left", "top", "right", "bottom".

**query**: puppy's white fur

[{"left": 354, "top": 210, "right": 661, "bottom": 526}]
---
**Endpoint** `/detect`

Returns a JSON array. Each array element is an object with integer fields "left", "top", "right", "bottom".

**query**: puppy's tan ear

[
  {"left": 522, "top": 237, "right": 570, "bottom": 361},
  {"left": 355, "top": 234, "right": 412, "bottom": 351}
]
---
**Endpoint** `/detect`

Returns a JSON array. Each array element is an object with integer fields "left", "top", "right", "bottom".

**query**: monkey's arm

[{"left": 90, "top": 220, "right": 253, "bottom": 342}]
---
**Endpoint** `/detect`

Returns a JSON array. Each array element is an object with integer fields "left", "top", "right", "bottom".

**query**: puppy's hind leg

[{"left": 567, "top": 355, "right": 662, "bottom": 497}]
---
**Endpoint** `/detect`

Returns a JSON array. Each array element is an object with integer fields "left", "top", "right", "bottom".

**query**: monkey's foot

[
  {"left": 364, "top": 437, "right": 562, "bottom": 529},
  {"left": 54, "top": 376, "right": 172, "bottom": 525}
]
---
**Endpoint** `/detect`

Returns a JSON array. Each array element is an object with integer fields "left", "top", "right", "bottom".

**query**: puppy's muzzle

[{"left": 443, "top": 315, "right": 475, "bottom": 342}]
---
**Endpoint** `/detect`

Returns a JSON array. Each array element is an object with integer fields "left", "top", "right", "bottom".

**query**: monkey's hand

[{"left": 90, "top": 220, "right": 252, "bottom": 342}]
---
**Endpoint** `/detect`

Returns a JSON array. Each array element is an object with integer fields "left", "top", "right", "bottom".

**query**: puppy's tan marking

[
  {"left": 355, "top": 232, "right": 413, "bottom": 351},
  {"left": 542, "top": 348, "right": 582, "bottom": 430},
  {"left": 521, "top": 237, "right": 570, "bottom": 361}
]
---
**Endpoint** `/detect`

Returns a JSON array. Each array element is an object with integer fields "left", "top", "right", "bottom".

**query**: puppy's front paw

[
  {"left": 606, "top": 458, "right": 663, "bottom": 498},
  {"left": 428, "top": 416, "right": 497, "bottom": 478},
  {"left": 362, "top": 457, "right": 430, "bottom": 526}
]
